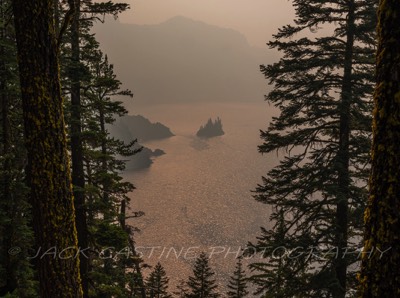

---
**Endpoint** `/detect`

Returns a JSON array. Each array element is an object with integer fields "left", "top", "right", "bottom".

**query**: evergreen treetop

[
  {"left": 227, "top": 257, "right": 248, "bottom": 298},
  {"left": 146, "top": 262, "right": 172, "bottom": 298},
  {"left": 248, "top": 0, "right": 377, "bottom": 296},
  {"left": 186, "top": 252, "right": 220, "bottom": 298}
]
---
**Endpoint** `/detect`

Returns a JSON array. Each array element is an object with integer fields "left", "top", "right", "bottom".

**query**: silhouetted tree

[
  {"left": 12, "top": 0, "right": 83, "bottom": 296},
  {"left": 62, "top": 1, "right": 130, "bottom": 295},
  {"left": 227, "top": 257, "right": 248, "bottom": 298},
  {"left": 247, "top": 210, "right": 304, "bottom": 298},
  {"left": 68, "top": 1, "right": 89, "bottom": 294},
  {"left": 248, "top": 0, "right": 377, "bottom": 296},
  {"left": 0, "top": 1, "right": 37, "bottom": 295},
  {"left": 54, "top": 2, "right": 146, "bottom": 296},
  {"left": 146, "top": 262, "right": 172, "bottom": 298},
  {"left": 359, "top": 0, "right": 400, "bottom": 296},
  {"left": 173, "top": 279, "right": 189, "bottom": 298},
  {"left": 186, "top": 252, "right": 220, "bottom": 298},
  {"left": 79, "top": 42, "right": 145, "bottom": 297}
]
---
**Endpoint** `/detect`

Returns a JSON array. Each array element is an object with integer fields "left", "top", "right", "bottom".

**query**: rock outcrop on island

[{"left": 196, "top": 117, "right": 225, "bottom": 138}]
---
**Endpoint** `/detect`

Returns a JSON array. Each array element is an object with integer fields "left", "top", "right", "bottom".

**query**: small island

[
  {"left": 127, "top": 145, "right": 166, "bottom": 170},
  {"left": 109, "top": 114, "right": 174, "bottom": 142},
  {"left": 107, "top": 115, "right": 173, "bottom": 170},
  {"left": 196, "top": 117, "right": 225, "bottom": 138}
]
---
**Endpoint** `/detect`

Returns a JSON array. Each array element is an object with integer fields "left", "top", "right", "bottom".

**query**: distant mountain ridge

[{"left": 93, "top": 16, "right": 277, "bottom": 106}]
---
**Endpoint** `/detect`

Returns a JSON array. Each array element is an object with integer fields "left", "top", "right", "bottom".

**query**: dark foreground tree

[
  {"left": 0, "top": 1, "right": 37, "bottom": 295},
  {"left": 248, "top": 0, "right": 376, "bottom": 297},
  {"left": 359, "top": 0, "right": 400, "bottom": 296},
  {"left": 12, "top": 0, "right": 82, "bottom": 296},
  {"left": 79, "top": 42, "right": 145, "bottom": 298},
  {"left": 68, "top": 1, "right": 89, "bottom": 295},
  {"left": 227, "top": 257, "right": 248, "bottom": 298},
  {"left": 173, "top": 280, "right": 189, "bottom": 298},
  {"left": 146, "top": 262, "right": 172, "bottom": 298},
  {"left": 56, "top": 1, "right": 145, "bottom": 296},
  {"left": 62, "top": 1, "right": 130, "bottom": 295},
  {"left": 186, "top": 252, "right": 220, "bottom": 298}
]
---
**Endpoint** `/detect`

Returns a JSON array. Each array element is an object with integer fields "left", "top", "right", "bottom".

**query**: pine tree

[
  {"left": 173, "top": 280, "right": 189, "bottom": 298},
  {"left": 247, "top": 209, "right": 303, "bottom": 298},
  {"left": 55, "top": 1, "right": 146, "bottom": 296},
  {"left": 11, "top": 0, "right": 83, "bottom": 296},
  {"left": 146, "top": 262, "right": 172, "bottom": 298},
  {"left": 0, "top": 2, "right": 37, "bottom": 296},
  {"left": 359, "top": 0, "right": 400, "bottom": 296},
  {"left": 248, "top": 0, "right": 377, "bottom": 297},
  {"left": 1, "top": 0, "right": 141, "bottom": 296},
  {"left": 186, "top": 252, "right": 220, "bottom": 298},
  {"left": 227, "top": 257, "right": 248, "bottom": 298},
  {"left": 68, "top": 1, "right": 89, "bottom": 295},
  {"left": 77, "top": 37, "right": 145, "bottom": 297},
  {"left": 61, "top": 1, "right": 130, "bottom": 295}
]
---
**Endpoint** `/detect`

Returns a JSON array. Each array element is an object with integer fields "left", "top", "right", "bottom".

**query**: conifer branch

[{"left": 57, "top": 0, "right": 76, "bottom": 50}]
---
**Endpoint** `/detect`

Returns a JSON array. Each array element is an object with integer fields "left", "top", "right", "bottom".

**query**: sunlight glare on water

[{"left": 123, "top": 102, "right": 277, "bottom": 289}]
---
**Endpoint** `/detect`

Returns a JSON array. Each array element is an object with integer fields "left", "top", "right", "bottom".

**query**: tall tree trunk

[
  {"left": 98, "top": 106, "right": 114, "bottom": 280},
  {"left": 69, "top": 0, "right": 89, "bottom": 296},
  {"left": 334, "top": 1, "right": 356, "bottom": 297},
  {"left": 12, "top": 1, "right": 83, "bottom": 297},
  {"left": 0, "top": 1, "right": 15, "bottom": 293},
  {"left": 360, "top": 0, "right": 400, "bottom": 296},
  {"left": 54, "top": 0, "right": 60, "bottom": 33},
  {"left": 99, "top": 106, "right": 112, "bottom": 221}
]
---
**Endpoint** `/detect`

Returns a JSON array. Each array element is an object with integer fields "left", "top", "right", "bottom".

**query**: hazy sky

[{"left": 118, "top": 0, "right": 295, "bottom": 47}]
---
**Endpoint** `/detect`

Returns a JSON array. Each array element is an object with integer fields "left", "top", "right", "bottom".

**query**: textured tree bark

[
  {"left": 12, "top": 1, "right": 83, "bottom": 297},
  {"left": 360, "top": 0, "right": 400, "bottom": 296},
  {"left": 0, "top": 2, "right": 14, "bottom": 293}
]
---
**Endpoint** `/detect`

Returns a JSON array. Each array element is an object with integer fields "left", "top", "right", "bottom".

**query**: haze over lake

[
  {"left": 121, "top": 102, "right": 275, "bottom": 289},
  {"left": 94, "top": 16, "right": 277, "bottom": 106},
  {"left": 95, "top": 15, "right": 278, "bottom": 291}
]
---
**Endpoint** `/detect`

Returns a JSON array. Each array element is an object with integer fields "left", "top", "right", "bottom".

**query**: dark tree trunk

[
  {"left": 98, "top": 106, "right": 114, "bottom": 278},
  {"left": 12, "top": 1, "right": 83, "bottom": 296},
  {"left": 69, "top": 0, "right": 89, "bottom": 296},
  {"left": 334, "top": 1, "right": 356, "bottom": 297},
  {"left": 99, "top": 106, "right": 112, "bottom": 221},
  {"left": 360, "top": 0, "right": 400, "bottom": 296},
  {"left": 0, "top": 2, "right": 15, "bottom": 293}
]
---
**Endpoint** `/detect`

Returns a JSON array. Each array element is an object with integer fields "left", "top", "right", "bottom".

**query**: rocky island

[
  {"left": 196, "top": 117, "right": 225, "bottom": 138},
  {"left": 109, "top": 114, "right": 174, "bottom": 142},
  {"left": 128, "top": 145, "right": 165, "bottom": 170},
  {"left": 107, "top": 115, "right": 173, "bottom": 170}
]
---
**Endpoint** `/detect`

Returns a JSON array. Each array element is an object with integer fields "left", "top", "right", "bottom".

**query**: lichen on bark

[
  {"left": 359, "top": 0, "right": 400, "bottom": 296},
  {"left": 12, "top": 0, "right": 83, "bottom": 297}
]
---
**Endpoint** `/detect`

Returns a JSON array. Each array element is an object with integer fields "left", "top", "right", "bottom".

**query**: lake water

[{"left": 123, "top": 102, "right": 277, "bottom": 292}]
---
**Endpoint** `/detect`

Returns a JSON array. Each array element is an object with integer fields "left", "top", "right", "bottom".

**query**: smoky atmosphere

[{"left": 1, "top": 1, "right": 400, "bottom": 298}]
